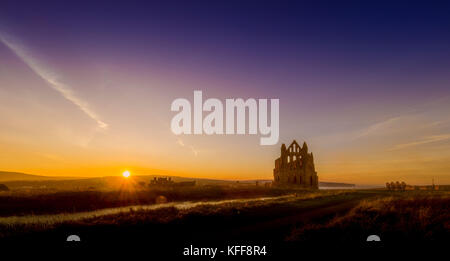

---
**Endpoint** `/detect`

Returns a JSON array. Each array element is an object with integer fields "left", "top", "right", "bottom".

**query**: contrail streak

[
  {"left": 389, "top": 133, "right": 450, "bottom": 151},
  {"left": 0, "top": 33, "right": 108, "bottom": 129}
]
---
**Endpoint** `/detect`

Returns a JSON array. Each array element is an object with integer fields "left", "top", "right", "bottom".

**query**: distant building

[
  {"left": 273, "top": 140, "right": 318, "bottom": 189},
  {"left": 150, "top": 177, "right": 174, "bottom": 186},
  {"left": 149, "top": 177, "right": 195, "bottom": 187},
  {"left": 385, "top": 181, "right": 441, "bottom": 191},
  {"left": 386, "top": 181, "right": 407, "bottom": 191}
]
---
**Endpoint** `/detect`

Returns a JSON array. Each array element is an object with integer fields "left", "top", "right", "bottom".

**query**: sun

[{"left": 122, "top": 170, "right": 131, "bottom": 178}]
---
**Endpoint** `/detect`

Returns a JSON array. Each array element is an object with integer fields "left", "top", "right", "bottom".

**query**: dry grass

[
  {"left": 288, "top": 191, "right": 450, "bottom": 242},
  {"left": 0, "top": 189, "right": 352, "bottom": 238},
  {"left": 0, "top": 186, "right": 311, "bottom": 216}
]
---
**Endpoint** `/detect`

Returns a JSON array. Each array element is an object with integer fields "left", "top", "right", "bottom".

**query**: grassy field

[
  {"left": 0, "top": 186, "right": 305, "bottom": 216},
  {"left": 0, "top": 188, "right": 448, "bottom": 254},
  {"left": 288, "top": 191, "right": 450, "bottom": 243}
]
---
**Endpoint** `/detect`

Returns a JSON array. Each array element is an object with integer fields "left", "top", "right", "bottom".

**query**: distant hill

[
  {"left": 135, "top": 175, "right": 238, "bottom": 186},
  {"left": 0, "top": 171, "right": 356, "bottom": 190},
  {"left": 0, "top": 171, "right": 76, "bottom": 182},
  {"left": 0, "top": 173, "right": 239, "bottom": 190}
]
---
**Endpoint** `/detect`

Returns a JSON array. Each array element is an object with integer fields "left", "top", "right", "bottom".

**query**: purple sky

[{"left": 1, "top": 1, "right": 450, "bottom": 184}]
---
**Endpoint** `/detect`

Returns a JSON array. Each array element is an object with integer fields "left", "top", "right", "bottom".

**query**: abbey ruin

[{"left": 273, "top": 140, "right": 318, "bottom": 189}]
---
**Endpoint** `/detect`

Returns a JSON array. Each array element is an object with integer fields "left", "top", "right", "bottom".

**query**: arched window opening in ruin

[
  {"left": 310, "top": 176, "right": 313, "bottom": 185},
  {"left": 293, "top": 176, "right": 297, "bottom": 183}
]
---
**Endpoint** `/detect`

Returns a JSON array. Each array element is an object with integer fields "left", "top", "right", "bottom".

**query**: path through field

[{"left": 1, "top": 190, "right": 380, "bottom": 253}]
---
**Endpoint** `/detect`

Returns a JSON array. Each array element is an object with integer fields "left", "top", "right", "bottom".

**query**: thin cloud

[
  {"left": 389, "top": 134, "right": 450, "bottom": 151},
  {"left": 0, "top": 33, "right": 108, "bottom": 129},
  {"left": 176, "top": 138, "right": 185, "bottom": 147},
  {"left": 176, "top": 138, "right": 198, "bottom": 156},
  {"left": 190, "top": 146, "right": 198, "bottom": 156},
  {"left": 357, "top": 117, "right": 401, "bottom": 138}
]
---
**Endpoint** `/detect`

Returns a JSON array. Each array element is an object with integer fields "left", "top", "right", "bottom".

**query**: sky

[{"left": 1, "top": 0, "right": 450, "bottom": 185}]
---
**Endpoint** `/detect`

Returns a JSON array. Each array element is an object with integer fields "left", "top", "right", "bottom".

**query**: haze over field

[{"left": 0, "top": 1, "right": 450, "bottom": 185}]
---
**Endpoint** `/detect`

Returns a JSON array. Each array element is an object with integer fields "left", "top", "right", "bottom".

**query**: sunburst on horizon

[{"left": 122, "top": 170, "right": 131, "bottom": 178}]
